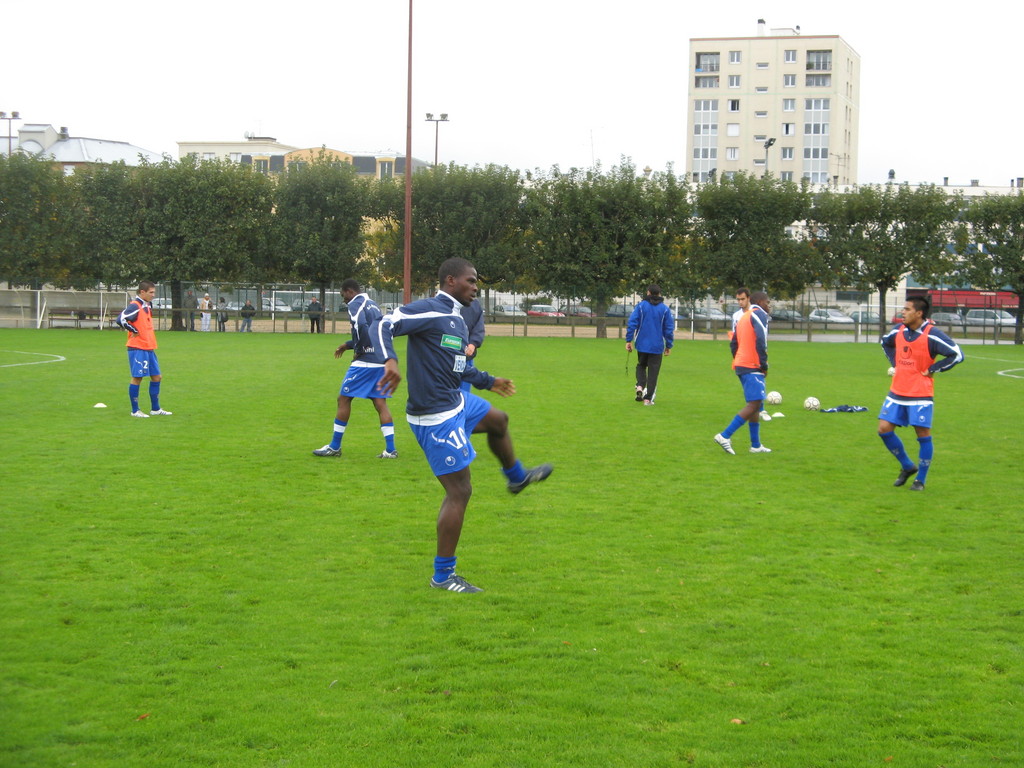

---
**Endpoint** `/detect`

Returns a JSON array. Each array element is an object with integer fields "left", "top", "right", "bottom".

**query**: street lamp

[
  {"left": 0, "top": 111, "right": 21, "bottom": 156},
  {"left": 425, "top": 112, "right": 449, "bottom": 166},
  {"left": 762, "top": 137, "right": 776, "bottom": 176}
]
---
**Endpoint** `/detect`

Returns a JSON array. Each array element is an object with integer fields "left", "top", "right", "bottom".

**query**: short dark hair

[
  {"left": 750, "top": 290, "right": 769, "bottom": 306},
  {"left": 908, "top": 296, "right": 931, "bottom": 317},
  {"left": 438, "top": 257, "right": 475, "bottom": 286},
  {"left": 646, "top": 284, "right": 662, "bottom": 296},
  {"left": 341, "top": 278, "right": 361, "bottom": 293},
  {"left": 735, "top": 287, "right": 751, "bottom": 298},
  {"left": 138, "top": 280, "right": 155, "bottom": 293}
]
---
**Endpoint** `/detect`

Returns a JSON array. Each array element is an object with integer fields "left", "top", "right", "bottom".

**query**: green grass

[{"left": 2, "top": 328, "right": 1022, "bottom": 768}]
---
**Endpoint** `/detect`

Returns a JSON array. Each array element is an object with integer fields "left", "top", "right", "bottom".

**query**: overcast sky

[{"left": 6, "top": 0, "right": 1022, "bottom": 187}]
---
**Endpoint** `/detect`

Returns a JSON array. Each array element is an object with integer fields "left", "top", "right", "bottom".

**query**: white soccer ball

[
  {"left": 887, "top": 367, "right": 896, "bottom": 377},
  {"left": 766, "top": 391, "right": 782, "bottom": 405},
  {"left": 804, "top": 396, "right": 820, "bottom": 411}
]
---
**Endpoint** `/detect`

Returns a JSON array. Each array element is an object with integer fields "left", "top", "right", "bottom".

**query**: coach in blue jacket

[{"left": 625, "top": 284, "right": 675, "bottom": 405}]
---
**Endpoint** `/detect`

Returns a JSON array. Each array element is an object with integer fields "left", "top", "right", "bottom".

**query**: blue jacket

[
  {"left": 343, "top": 293, "right": 387, "bottom": 364},
  {"left": 373, "top": 291, "right": 495, "bottom": 416},
  {"left": 626, "top": 297, "right": 675, "bottom": 354}
]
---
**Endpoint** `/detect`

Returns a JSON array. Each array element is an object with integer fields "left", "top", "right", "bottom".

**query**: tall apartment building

[{"left": 686, "top": 20, "right": 860, "bottom": 185}]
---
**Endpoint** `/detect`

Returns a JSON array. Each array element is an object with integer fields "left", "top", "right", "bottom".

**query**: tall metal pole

[{"left": 403, "top": 0, "right": 414, "bottom": 304}]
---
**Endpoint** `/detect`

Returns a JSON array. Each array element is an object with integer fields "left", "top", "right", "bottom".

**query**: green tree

[
  {"left": 691, "top": 172, "right": 814, "bottom": 300},
  {"left": 959, "top": 192, "right": 1024, "bottom": 344},
  {"left": 525, "top": 161, "right": 688, "bottom": 336},
  {"left": 0, "top": 155, "right": 75, "bottom": 287},
  {"left": 273, "top": 153, "right": 370, "bottom": 302},
  {"left": 132, "top": 157, "right": 276, "bottom": 328},
  {"left": 811, "top": 183, "right": 960, "bottom": 333},
  {"left": 369, "top": 164, "right": 527, "bottom": 296}
]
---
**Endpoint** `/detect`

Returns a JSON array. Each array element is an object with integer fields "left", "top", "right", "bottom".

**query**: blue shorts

[
  {"left": 409, "top": 393, "right": 493, "bottom": 476},
  {"left": 340, "top": 365, "right": 391, "bottom": 399},
  {"left": 737, "top": 371, "right": 766, "bottom": 403},
  {"left": 127, "top": 349, "right": 160, "bottom": 378},
  {"left": 878, "top": 397, "right": 933, "bottom": 429}
]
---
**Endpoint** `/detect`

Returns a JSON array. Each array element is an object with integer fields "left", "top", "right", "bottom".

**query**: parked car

[
  {"left": 605, "top": 304, "right": 635, "bottom": 318},
  {"left": 692, "top": 307, "right": 728, "bottom": 321},
  {"left": 848, "top": 310, "right": 881, "bottom": 325},
  {"left": 929, "top": 311, "right": 965, "bottom": 328},
  {"left": 809, "top": 308, "right": 854, "bottom": 324},
  {"left": 565, "top": 305, "right": 595, "bottom": 317},
  {"left": 526, "top": 304, "right": 565, "bottom": 317},
  {"left": 770, "top": 308, "right": 804, "bottom": 322},
  {"left": 151, "top": 298, "right": 173, "bottom": 310},
  {"left": 493, "top": 304, "right": 526, "bottom": 317},
  {"left": 964, "top": 309, "right": 1016, "bottom": 326},
  {"left": 262, "top": 298, "right": 292, "bottom": 313}
]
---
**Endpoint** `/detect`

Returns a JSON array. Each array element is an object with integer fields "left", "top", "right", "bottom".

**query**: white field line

[{"left": 0, "top": 350, "right": 67, "bottom": 368}]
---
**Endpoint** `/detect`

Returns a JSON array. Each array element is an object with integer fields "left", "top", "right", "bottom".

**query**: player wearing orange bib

[
  {"left": 878, "top": 296, "right": 963, "bottom": 490},
  {"left": 117, "top": 281, "right": 172, "bottom": 418},
  {"left": 713, "top": 290, "right": 772, "bottom": 455}
]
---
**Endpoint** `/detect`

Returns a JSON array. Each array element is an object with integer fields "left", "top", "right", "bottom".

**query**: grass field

[{"left": 2, "top": 327, "right": 1022, "bottom": 768}]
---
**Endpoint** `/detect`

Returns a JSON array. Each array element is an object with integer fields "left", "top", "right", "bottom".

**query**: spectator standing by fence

[
  {"left": 217, "top": 297, "right": 228, "bottom": 332},
  {"left": 308, "top": 298, "right": 324, "bottom": 334},
  {"left": 240, "top": 300, "right": 256, "bottom": 332},
  {"left": 186, "top": 290, "right": 198, "bottom": 331}
]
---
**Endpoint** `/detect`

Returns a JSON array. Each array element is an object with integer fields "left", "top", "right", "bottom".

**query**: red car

[{"left": 526, "top": 304, "right": 565, "bottom": 317}]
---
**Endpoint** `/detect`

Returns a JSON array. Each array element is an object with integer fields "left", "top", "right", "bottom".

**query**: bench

[{"left": 48, "top": 309, "right": 113, "bottom": 329}]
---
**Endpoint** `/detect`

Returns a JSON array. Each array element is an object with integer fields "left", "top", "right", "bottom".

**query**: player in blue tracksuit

[
  {"left": 374, "top": 257, "right": 553, "bottom": 594},
  {"left": 625, "top": 284, "right": 675, "bottom": 405},
  {"left": 312, "top": 279, "right": 397, "bottom": 459}
]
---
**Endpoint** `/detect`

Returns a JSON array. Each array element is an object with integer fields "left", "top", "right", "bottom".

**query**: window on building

[
  {"left": 806, "top": 74, "right": 831, "bottom": 87},
  {"left": 781, "top": 171, "right": 794, "bottom": 181},
  {"left": 726, "top": 147, "right": 739, "bottom": 160},
  {"left": 202, "top": 152, "right": 215, "bottom": 161},
  {"left": 229, "top": 152, "right": 241, "bottom": 163},
  {"left": 753, "top": 134, "right": 767, "bottom": 142},
  {"left": 781, "top": 147, "right": 794, "bottom": 160},
  {"left": 756, "top": 62, "right": 769, "bottom": 69},
  {"left": 806, "top": 50, "right": 832, "bottom": 71},
  {"left": 254, "top": 159, "right": 269, "bottom": 174},
  {"left": 783, "top": 74, "right": 796, "bottom": 87},
  {"left": 783, "top": 123, "right": 795, "bottom": 136},
  {"left": 784, "top": 49, "right": 797, "bottom": 63},
  {"left": 783, "top": 98, "right": 795, "bottom": 112},
  {"left": 729, "top": 75, "right": 741, "bottom": 88},
  {"left": 695, "top": 76, "right": 719, "bottom": 88},
  {"left": 693, "top": 123, "right": 718, "bottom": 135},
  {"left": 755, "top": 86, "right": 768, "bottom": 93},
  {"left": 804, "top": 122, "right": 830, "bottom": 135},
  {"left": 696, "top": 52, "right": 721, "bottom": 72},
  {"left": 729, "top": 50, "right": 741, "bottom": 64},
  {"left": 754, "top": 158, "right": 766, "bottom": 167},
  {"left": 379, "top": 161, "right": 394, "bottom": 178},
  {"left": 726, "top": 123, "right": 740, "bottom": 136},
  {"left": 728, "top": 99, "right": 740, "bottom": 112},
  {"left": 694, "top": 99, "right": 719, "bottom": 112},
  {"left": 805, "top": 98, "right": 831, "bottom": 111},
  {"left": 755, "top": 111, "right": 767, "bottom": 118}
]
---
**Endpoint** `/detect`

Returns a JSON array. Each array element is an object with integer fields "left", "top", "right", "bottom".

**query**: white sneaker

[
  {"left": 131, "top": 410, "right": 149, "bottom": 418},
  {"left": 759, "top": 410, "right": 772, "bottom": 421},
  {"left": 150, "top": 409, "right": 173, "bottom": 416},
  {"left": 376, "top": 450, "right": 399, "bottom": 459},
  {"left": 713, "top": 433, "right": 735, "bottom": 455},
  {"left": 750, "top": 445, "right": 772, "bottom": 453}
]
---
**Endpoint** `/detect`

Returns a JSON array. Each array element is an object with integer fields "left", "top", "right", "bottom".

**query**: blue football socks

[
  {"left": 916, "top": 436, "right": 933, "bottom": 485},
  {"left": 128, "top": 383, "right": 140, "bottom": 413},
  {"left": 330, "top": 420, "right": 347, "bottom": 450},
  {"left": 381, "top": 422, "right": 396, "bottom": 452},
  {"left": 880, "top": 431, "right": 914, "bottom": 470},
  {"left": 749, "top": 421, "right": 761, "bottom": 448},
  {"left": 433, "top": 556, "right": 457, "bottom": 583},
  {"left": 149, "top": 381, "right": 161, "bottom": 411},
  {"left": 503, "top": 460, "right": 526, "bottom": 485},
  {"left": 722, "top": 414, "right": 746, "bottom": 439}
]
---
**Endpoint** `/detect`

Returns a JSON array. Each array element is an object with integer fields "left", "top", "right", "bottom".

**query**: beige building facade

[{"left": 687, "top": 21, "right": 860, "bottom": 185}]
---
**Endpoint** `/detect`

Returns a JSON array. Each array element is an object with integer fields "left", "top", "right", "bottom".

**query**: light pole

[
  {"left": 1, "top": 111, "right": 21, "bottom": 156},
  {"left": 762, "top": 137, "right": 775, "bottom": 177},
  {"left": 425, "top": 113, "right": 448, "bottom": 166}
]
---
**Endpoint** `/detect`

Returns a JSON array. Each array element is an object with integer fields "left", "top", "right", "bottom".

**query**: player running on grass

[
  {"left": 117, "top": 281, "right": 172, "bottom": 418},
  {"left": 713, "top": 290, "right": 771, "bottom": 455},
  {"left": 373, "top": 257, "right": 553, "bottom": 594},
  {"left": 878, "top": 296, "right": 964, "bottom": 491},
  {"left": 312, "top": 279, "right": 397, "bottom": 459}
]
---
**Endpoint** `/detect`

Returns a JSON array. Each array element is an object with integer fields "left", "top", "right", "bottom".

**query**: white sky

[{"left": 6, "top": 0, "right": 1023, "bottom": 186}]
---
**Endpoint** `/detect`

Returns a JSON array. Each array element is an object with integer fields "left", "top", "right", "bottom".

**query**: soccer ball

[
  {"left": 887, "top": 366, "right": 896, "bottom": 377},
  {"left": 766, "top": 391, "right": 782, "bottom": 405},
  {"left": 804, "top": 396, "right": 820, "bottom": 411}
]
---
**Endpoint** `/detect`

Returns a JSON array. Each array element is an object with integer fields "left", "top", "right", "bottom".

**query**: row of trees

[{"left": 2, "top": 153, "right": 1022, "bottom": 341}]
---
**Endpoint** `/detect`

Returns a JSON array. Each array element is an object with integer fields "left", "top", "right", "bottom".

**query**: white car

[
  {"left": 493, "top": 304, "right": 526, "bottom": 317},
  {"left": 809, "top": 308, "right": 855, "bottom": 324},
  {"left": 262, "top": 298, "right": 292, "bottom": 313},
  {"left": 964, "top": 309, "right": 1015, "bottom": 327}
]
